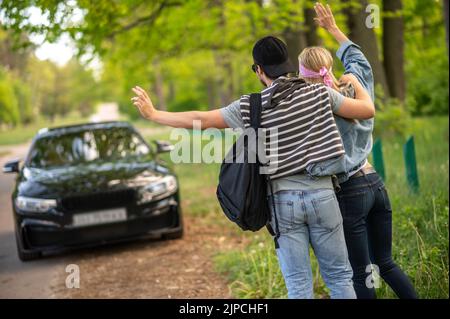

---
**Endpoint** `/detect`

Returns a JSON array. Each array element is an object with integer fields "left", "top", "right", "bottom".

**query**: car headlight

[
  {"left": 139, "top": 175, "right": 178, "bottom": 204},
  {"left": 15, "top": 196, "right": 57, "bottom": 213}
]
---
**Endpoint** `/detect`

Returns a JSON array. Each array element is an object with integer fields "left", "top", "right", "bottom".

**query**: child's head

[{"left": 298, "top": 47, "right": 339, "bottom": 88}]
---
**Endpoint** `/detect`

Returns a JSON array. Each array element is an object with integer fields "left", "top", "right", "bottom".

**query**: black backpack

[{"left": 216, "top": 93, "right": 280, "bottom": 248}]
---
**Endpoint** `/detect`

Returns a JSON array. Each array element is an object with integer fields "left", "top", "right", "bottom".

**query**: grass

[
  {"left": 367, "top": 116, "right": 449, "bottom": 298},
  {"left": 140, "top": 116, "right": 449, "bottom": 299},
  {"left": 2, "top": 113, "right": 447, "bottom": 298}
]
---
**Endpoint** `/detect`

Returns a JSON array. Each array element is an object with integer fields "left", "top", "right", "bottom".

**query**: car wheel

[
  {"left": 15, "top": 232, "right": 41, "bottom": 261},
  {"left": 163, "top": 228, "right": 184, "bottom": 240}
]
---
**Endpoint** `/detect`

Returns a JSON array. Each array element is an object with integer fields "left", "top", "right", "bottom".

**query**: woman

[{"left": 296, "top": 3, "right": 417, "bottom": 299}]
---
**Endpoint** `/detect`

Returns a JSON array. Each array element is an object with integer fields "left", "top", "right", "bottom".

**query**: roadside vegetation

[
  {"left": 141, "top": 116, "right": 449, "bottom": 299},
  {"left": 0, "top": 0, "right": 448, "bottom": 299},
  {"left": 0, "top": 111, "right": 89, "bottom": 145}
]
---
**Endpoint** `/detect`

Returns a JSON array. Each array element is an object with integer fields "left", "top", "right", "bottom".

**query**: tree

[
  {"left": 152, "top": 60, "right": 167, "bottom": 111},
  {"left": 26, "top": 57, "right": 57, "bottom": 120},
  {"left": 383, "top": 0, "right": 405, "bottom": 102},
  {"left": 13, "top": 79, "right": 33, "bottom": 124},
  {"left": 283, "top": 28, "right": 306, "bottom": 71},
  {"left": 304, "top": 1, "right": 320, "bottom": 46},
  {"left": 274, "top": 0, "right": 306, "bottom": 71},
  {"left": 343, "top": 0, "right": 390, "bottom": 96},
  {"left": 0, "top": 68, "right": 20, "bottom": 127},
  {"left": 63, "top": 59, "right": 99, "bottom": 117},
  {"left": 1, "top": 0, "right": 447, "bottom": 118},
  {"left": 444, "top": 0, "right": 449, "bottom": 55},
  {"left": 0, "top": 29, "right": 33, "bottom": 76}
]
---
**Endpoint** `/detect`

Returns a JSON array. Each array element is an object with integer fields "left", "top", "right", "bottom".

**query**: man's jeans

[{"left": 269, "top": 189, "right": 356, "bottom": 299}]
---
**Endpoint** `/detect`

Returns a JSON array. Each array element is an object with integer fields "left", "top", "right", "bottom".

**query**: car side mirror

[
  {"left": 154, "top": 140, "right": 174, "bottom": 154},
  {"left": 3, "top": 159, "right": 20, "bottom": 173}
]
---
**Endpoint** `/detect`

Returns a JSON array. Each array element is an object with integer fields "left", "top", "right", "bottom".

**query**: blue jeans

[{"left": 269, "top": 189, "right": 356, "bottom": 299}]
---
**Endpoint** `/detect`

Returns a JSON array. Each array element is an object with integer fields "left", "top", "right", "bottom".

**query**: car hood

[{"left": 18, "top": 161, "right": 171, "bottom": 198}]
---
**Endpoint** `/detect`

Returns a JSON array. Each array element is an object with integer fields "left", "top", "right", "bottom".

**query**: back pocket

[
  {"left": 270, "top": 199, "right": 294, "bottom": 233},
  {"left": 378, "top": 185, "right": 392, "bottom": 212},
  {"left": 312, "top": 192, "right": 342, "bottom": 231}
]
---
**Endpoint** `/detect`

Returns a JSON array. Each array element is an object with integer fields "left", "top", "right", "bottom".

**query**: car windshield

[{"left": 27, "top": 127, "right": 152, "bottom": 168}]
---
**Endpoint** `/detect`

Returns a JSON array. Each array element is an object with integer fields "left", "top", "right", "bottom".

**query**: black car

[{"left": 3, "top": 121, "right": 183, "bottom": 261}]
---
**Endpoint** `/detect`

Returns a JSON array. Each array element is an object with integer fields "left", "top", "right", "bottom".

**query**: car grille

[{"left": 61, "top": 189, "right": 136, "bottom": 213}]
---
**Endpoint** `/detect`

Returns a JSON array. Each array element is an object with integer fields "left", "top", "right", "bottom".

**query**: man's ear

[
  {"left": 256, "top": 66, "right": 265, "bottom": 78},
  {"left": 257, "top": 65, "right": 263, "bottom": 75}
]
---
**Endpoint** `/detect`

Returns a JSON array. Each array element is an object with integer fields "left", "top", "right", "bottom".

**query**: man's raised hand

[{"left": 131, "top": 86, "right": 157, "bottom": 120}]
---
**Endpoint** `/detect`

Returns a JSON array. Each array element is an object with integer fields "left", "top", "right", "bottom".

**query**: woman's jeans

[
  {"left": 337, "top": 172, "right": 418, "bottom": 299},
  {"left": 269, "top": 189, "right": 356, "bottom": 299}
]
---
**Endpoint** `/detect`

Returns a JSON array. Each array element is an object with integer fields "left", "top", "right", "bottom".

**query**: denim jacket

[{"left": 306, "top": 40, "right": 375, "bottom": 183}]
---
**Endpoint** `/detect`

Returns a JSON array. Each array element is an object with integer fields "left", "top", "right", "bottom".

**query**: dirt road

[
  {"left": 0, "top": 105, "right": 236, "bottom": 298},
  {"left": 0, "top": 144, "right": 234, "bottom": 298},
  {"left": 0, "top": 142, "right": 63, "bottom": 298}
]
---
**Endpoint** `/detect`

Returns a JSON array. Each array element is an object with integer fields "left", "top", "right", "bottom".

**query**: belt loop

[
  {"left": 361, "top": 167, "right": 372, "bottom": 185},
  {"left": 331, "top": 175, "right": 341, "bottom": 193}
]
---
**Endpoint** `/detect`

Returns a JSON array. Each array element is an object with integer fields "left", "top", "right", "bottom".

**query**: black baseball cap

[{"left": 252, "top": 36, "right": 296, "bottom": 78}]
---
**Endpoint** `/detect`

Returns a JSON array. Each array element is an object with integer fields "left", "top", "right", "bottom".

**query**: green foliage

[
  {"left": 13, "top": 78, "right": 33, "bottom": 124},
  {"left": 213, "top": 116, "right": 449, "bottom": 299},
  {"left": 373, "top": 90, "right": 412, "bottom": 138},
  {"left": 0, "top": 112, "right": 86, "bottom": 145},
  {"left": 0, "top": 0, "right": 447, "bottom": 299},
  {"left": 0, "top": 67, "right": 20, "bottom": 126},
  {"left": 214, "top": 240, "right": 287, "bottom": 299},
  {"left": 169, "top": 98, "right": 202, "bottom": 113},
  {"left": 405, "top": 47, "right": 449, "bottom": 116},
  {"left": 63, "top": 59, "right": 100, "bottom": 117},
  {"left": 402, "top": 0, "right": 449, "bottom": 115},
  {"left": 131, "top": 116, "right": 449, "bottom": 299},
  {"left": 0, "top": 28, "right": 101, "bottom": 127},
  {"left": 2, "top": 0, "right": 448, "bottom": 118},
  {"left": 118, "top": 95, "right": 140, "bottom": 121}
]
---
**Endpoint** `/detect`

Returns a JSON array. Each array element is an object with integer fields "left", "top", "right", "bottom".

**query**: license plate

[{"left": 72, "top": 208, "right": 127, "bottom": 227}]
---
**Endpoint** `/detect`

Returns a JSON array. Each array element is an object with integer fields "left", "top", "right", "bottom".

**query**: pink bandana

[{"left": 299, "top": 64, "right": 334, "bottom": 87}]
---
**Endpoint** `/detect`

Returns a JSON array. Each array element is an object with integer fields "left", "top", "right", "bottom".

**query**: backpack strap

[
  {"left": 249, "top": 93, "right": 281, "bottom": 250},
  {"left": 267, "top": 175, "right": 280, "bottom": 249},
  {"left": 249, "top": 93, "right": 262, "bottom": 129}
]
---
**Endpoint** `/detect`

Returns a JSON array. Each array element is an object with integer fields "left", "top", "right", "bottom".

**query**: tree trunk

[
  {"left": 206, "top": 77, "right": 217, "bottom": 110},
  {"left": 304, "top": 5, "right": 320, "bottom": 46},
  {"left": 383, "top": 0, "right": 405, "bottom": 102},
  {"left": 168, "top": 82, "right": 175, "bottom": 103},
  {"left": 344, "top": 0, "right": 390, "bottom": 97},
  {"left": 444, "top": 0, "right": 449, "bottom": 55},
  {"left": 220, "top": 57, "right": 234, "bottom": 106},
  {"left": 152, "top": 60, "right": 167, "bottom": 111},
  {"left": 282, "top": 27, "right": 307, "bottom": 72}
]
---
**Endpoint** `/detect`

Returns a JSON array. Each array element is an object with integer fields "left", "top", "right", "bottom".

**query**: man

[{"left": 132, "top": 36, "right": 374, "bottom": 298}]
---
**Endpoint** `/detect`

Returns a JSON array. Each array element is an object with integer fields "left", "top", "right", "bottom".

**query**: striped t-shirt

[{"left": 221, "top": 77, "right": 346, "bottom": 180}]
